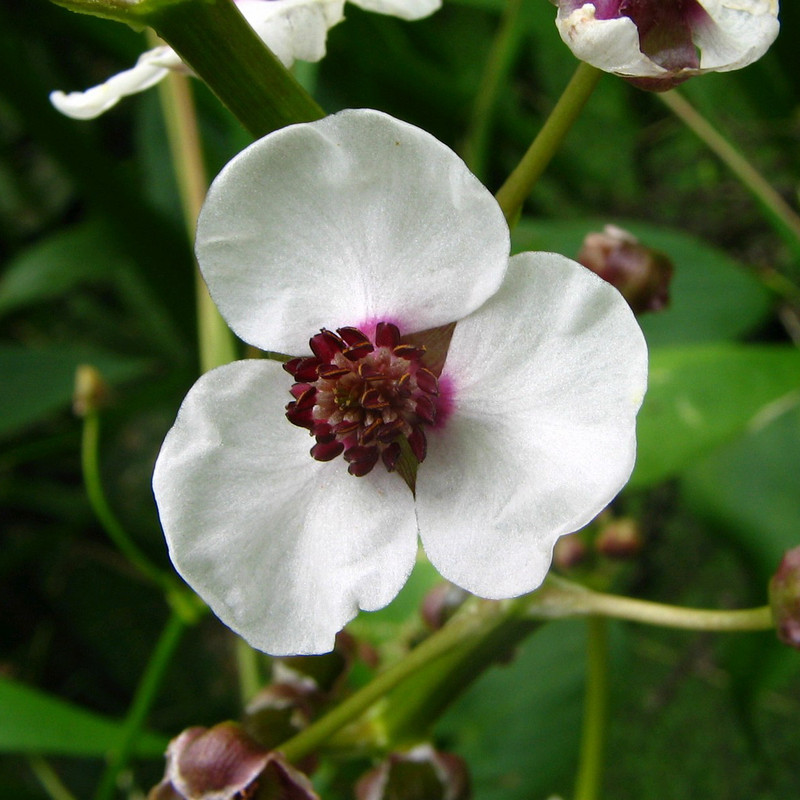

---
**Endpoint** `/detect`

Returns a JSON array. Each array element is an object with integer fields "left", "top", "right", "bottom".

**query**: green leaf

[
  {"left": 632, "top": 344, "right": 800, "bottom": 488},
  {"left": 512, "top": 218, "right": 772, "bottom": 346},
  {"left": 0, "top": 221, "right": 117, "bottom": 317},
  {"left": 0, "top": 345, "right": 150, "bottom": 439},
  {"left": 0, "top": 677, "right": 167, "bottom": 757}
]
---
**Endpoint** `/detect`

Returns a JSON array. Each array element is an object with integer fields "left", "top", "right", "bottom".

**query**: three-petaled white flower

[
  {"left": 50, "top": 0, "right": 439, "bottom": 120},
  {"left": 554, "top": 0, "right": 779, "bottom": 90},
  {"left": 152, "top": 109, "right": 648, "bottom": 656}
]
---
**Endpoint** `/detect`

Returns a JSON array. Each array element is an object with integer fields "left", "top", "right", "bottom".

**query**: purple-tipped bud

[
  {"left": 147, "top": 722, "right": 318, "bottom": 800},
  {"left": 356, "top": 745, "right": 470, "bottom": 800},
  {"left": 769, "top": 546, "right": 800, "bottom": 650},
  {"left": 421, "top": 582, "right": 469, "bottom": 630},
  {"left": 553, "top": 533, "right": 588, "bottom": 571},
  {"left": 577, "top": 225, "right": 673, "bottom": 314},
  {"left": 595, "top": 517, "right": 643, "bottom": 560}
]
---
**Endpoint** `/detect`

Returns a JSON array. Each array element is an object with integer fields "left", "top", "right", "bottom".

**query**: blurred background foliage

[{"left": 1, "top": 0, "right": 799, "bottom": 798}]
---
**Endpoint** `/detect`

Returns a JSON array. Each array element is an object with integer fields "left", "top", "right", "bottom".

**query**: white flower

[
  {"left": 50, "top": 0, "right": 440, "bottom": 120},
  {"left": 554, "top": 0, "right": 780, "bottom": 89},
  {"left": 152, "top": 109, "right": 648, "bottom": 656}
]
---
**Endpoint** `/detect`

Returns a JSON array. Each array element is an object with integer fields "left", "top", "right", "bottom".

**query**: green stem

[
  {"left": 574, "top": 618, "right": 608, "bottom": 800},
  {"left": 148, "top": 0, "right": 324, "bottom": 138},
  {"left": 660, "top": 90, "right": 800, "bottom": 266},
  {"left": 94, "top": 610, "right": 188, "bottom": 800},
  {"left": 278, "top": 597, "right": 529, "bottom": 762},
  {"left": 81, "top": 412, "right": 174, "bottom": 592},
  {"left": 494, "top": 62, "right": 602, "bottom": 224},
  {"left": 462, "top": 0, "right": 525, "bottom": 179},
  {"left": 533, "top": 577, "right": 774, "bottom": 632},
  {"left": 236, "top": 637, "right": 264, "bottom": 706},
  {"left": 153, "top": 33, "right": 237, "bottom": 373},
  {"left": 29, "top": 757, "right": 78, "bottom": 800}
]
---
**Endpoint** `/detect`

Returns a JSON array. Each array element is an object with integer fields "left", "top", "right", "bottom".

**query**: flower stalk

[{"left": 494, "top": 61, "right": 602, "bottom": 224}]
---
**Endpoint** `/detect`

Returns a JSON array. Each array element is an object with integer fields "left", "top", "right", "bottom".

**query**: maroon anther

[{"left": 285, "top": 322, "right": 441, "bottom": 476}]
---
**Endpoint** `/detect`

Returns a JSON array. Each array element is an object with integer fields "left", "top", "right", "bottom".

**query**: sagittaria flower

[
  {"left": 554, "top": 0, "right": 780, "bottom": 90},
  {"left": 152, "top": 109, "right": 648, "bottom": 656},
  {"left": 50, "top": 0, "right": 440, "bottom": 119}
]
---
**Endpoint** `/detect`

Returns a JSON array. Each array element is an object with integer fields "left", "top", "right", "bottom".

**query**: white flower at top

[
  {"left": 152, "top": 109, "right": 648, "bottom": 656},
  {"left": 50, "top": 0, "right": 440, "bottom": 120},
  {"left": 554, "top": 0, "right": 780, "bottom": 90}
]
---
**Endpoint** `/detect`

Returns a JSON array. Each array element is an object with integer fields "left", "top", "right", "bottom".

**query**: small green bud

[
  {"left": 769, "top": 546, "right": 800, "bottom": 650},
  {"left": 73, "top": 364, "right": 109, "bottom": 417}
]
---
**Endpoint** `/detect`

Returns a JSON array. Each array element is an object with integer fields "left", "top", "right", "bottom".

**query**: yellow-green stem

[
  {"left": 29, "top": 757, "right": 78, "bottom": 800},
  {"left": 236, "top": 636, "right": 264, "bottom": 705},
  {"left": 574, "top": 618, "right": 608, "bottom": 800},
  {"left": 533, "top": 578, "right": 774, "bottom": 632},
  {"left": 661, "top": 90, "right": 800, "bottom": 267},
  {"left": 494, "top": 62, "right": 602, "bottom": 224},
  {"left": 153, "top": 31, "right": 237, "bottom": 374}
]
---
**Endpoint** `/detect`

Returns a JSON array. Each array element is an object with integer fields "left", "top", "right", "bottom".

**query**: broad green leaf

[
  {"left": 0, "top": 678, "right": 167, "bottom": 757},
  {"left": 512, "top": 219, "right": 772, "bottom": 346},
  {"left": 0, "top": 221, "right": 118, "bottom": 316},
  {"left": 0, "top": 345, "right": 150, "bottom": 439},
  {"left": 632, "top": 344, "right": 800, "bottom": 488}
]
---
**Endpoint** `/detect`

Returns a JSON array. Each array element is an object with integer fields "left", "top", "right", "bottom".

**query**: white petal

[
  {"left": 196, "top": 108, "right": 509, "bottom": 354},
  {"left": 555, "top": 5, "right": 667, "bottom": 78},
  {"left": 416, "top": 253, "right": 648, "bottom": 599},
  {"left": 236, "top": 0, "right": 345, "bottom": 67},
  {"left": 347, "top": 0, "right": 442, "bottom": 21},
  {"left": 153, "top": 359, "right": 418, "bottom": 655},
  {"left": 694, "top": 0, "right": 780, "bottom": 72},
  {"left": 49, "top": 46, "right": 182, "bottom": 120}
]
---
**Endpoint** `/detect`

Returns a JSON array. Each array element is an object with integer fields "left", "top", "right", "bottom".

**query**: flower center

[{"left": 284, "top": 322, "right": 439, "bottom": 477}]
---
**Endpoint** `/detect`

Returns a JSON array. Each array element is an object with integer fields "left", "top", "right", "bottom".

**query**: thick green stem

[
  {"left": 148, "top": 0, "right": 324, "bottom": 138},
  {"left": 494, "top": 62, "right": 601, "bottom": 224},
  {"left": 462, "top": 0, "right": 525, "bottom": 179},
  {"left": 574, "top": 618, "right": 608, "bottom": 800},
  {"left": 278, "top": 597, "right": 531, "bottom": 762},
  {"left": 94, "top": 610, "right": 188, "bottom": 800},
  {"left": 533, "top": 577, "right": 774, "bottom": 632},
  {"left": 661, "top": 90, "right": 800, "bottom": 266}
]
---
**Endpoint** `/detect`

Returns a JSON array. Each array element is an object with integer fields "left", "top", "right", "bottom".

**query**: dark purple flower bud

[
  {"left": 769, "top": 546, "right": 800, "bottom": 650},
  {"left": 356, "top": 745, "right": 470, "bottom": 800},
  {"left": 553, "top": 533, "right": 588, "bottom": 570},
  {"left": 148, "top": 722, "right": 318, "bottom": 800},
  {"left": 421, "top": 583, "right": 469, "bottom": 630},
  {"left": 577, "top": 225, "right": 673, "bottom": 314}
]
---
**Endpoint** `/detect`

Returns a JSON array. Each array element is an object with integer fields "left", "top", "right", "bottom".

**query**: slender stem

[
  {"left": 236, "top": 637, "right": 264, "bottom": 706},
  {"left": 574, "top": 618, "right": 608, "bottom": 800},
  {"left": 81, "top": 412, "right": 174, "bottom": 592},
  {"left": 661, "top": 90, "right": 800, "bottom": 265},
  {"left": 462, "top": 0, "right": 525, "bottom": 179},
  {"left": 94, "top": 610, "right": 188, "bottom": 800},
  {"left": 278, "top": 597, "right": 528, "bottom": 763},
  {"left": 29, "top": 757, "right": 78, "bottom": 800},
  {"left": 494, "top": 62, "right": 602, "bottom": 224},
  {"left": 533, "top": 578, "right": 774, "bottom": 632},
  {"left": 153, "top": 32, "right": 238, "bottom": 373}
]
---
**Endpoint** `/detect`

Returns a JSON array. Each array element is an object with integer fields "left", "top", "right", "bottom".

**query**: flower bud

[
  {"left": 243, "top": 678, "right": 319, "bottom": 751},
  {"left": 769, "top": 546, "right": 800, "bottom": 650},
  {"left": 148, "top": 722, "right": 318, "bottom": 800},
  {"left": 595, "top": 517, "right": 643, "bottom": 560},
  {"left": 421, "top": 582, "right": 468, "bottom": 630},
  {"left": 553, "top": 533, "right": 588, "bottom": 571},
  {"left": 554, "top": 1, "right": 780, "bottom": 91},
  {"left": 577, "top": 225, "right": 673, "bottom": 314},
  {"left": 356, "top": 745, "right": 469, "bottom": 800},
  {"left": 73, "top": 364, "right": 109, "bottom": 417}
]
